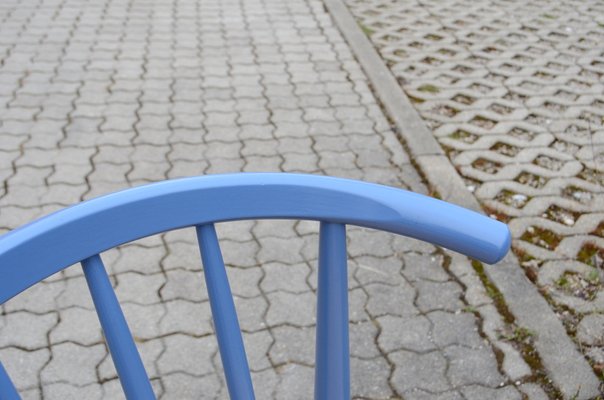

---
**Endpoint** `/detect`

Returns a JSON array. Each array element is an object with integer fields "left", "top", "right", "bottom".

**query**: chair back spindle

[
  {"left": 196, "top": 224, "right": 255, "bottom": 400},
  {"left": 82, "top": 254, "right": 155, "bottom": 399},
  {"left": 315, "top": 222, "right": 349, "bottom": 400},
  {"left": 0, "top": 361, "right": 19, "bottom": 400}
]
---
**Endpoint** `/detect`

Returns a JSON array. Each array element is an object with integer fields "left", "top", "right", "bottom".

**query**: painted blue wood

[
  {"left": 81, "top": 255, "right": 155, "bottom": 400},
  {"left": 0, "top": 173, "right": 511, "bottom": 305},
  {"left": 196, "top": 224, "right": 255, "bottom": 400},
  {"left": 0, "top": 361, "right": 20, "bottom": 399},
  {"left": 314, "top": 222, "right": 349, "bottom": 400}
]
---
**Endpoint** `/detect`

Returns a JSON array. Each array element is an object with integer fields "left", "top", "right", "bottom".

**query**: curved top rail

[{"left": 0, "top": 173, "right": 510, "bottom": 304}]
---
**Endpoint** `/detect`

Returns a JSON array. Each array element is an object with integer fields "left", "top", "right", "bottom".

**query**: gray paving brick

[
  {"left": 350, "top": 356, "right": 393, "bottom": 399},
  {"left": 365, "top": 282, "right": 417, "bottom": 318},
  {"left": 5, "top": 280, "right": 66, "bottom": 314},
  {"left": 159, "top": 269, "right": 207, "bottom": 302},
  {"left": 389, "top": 350, "right": 451, "bottom": 394},
  {"left": 377, "top": 314, "right": 435, "bottom": 353},
  {"left": 348, "top": 287, "right": 370, "bottom": 323},
  {"left": 269, "top": 325, "right": 315, "bottom": 365},
  {"left": 43, "top": 383, "right": 103, "bottom": 400},
  {"left": 401, "top": 253, "right": 450, "bottom": 283},
  {"left": 20, "top": 387, "right": 42, "bottom": 400},
  {"left": 121, "top": 302, "right": 165, "bottom": 341},
  {"left": 157, "top": 334, "right": 217, "bottom": 376},
  {"left": 160, "top": 372, "right": 221, "bottom": 400},
  {"left": 261, "top": 262, "right": 311, "bottom": 294},
  {"left": 221, "top": 239, "right": 259, "bottom": 268},
  {"left": 347, "top": 229, "right": 394, "bottom": 258},
  {"left": 159, "top": 300, "right": 213, "bottom": 337},
  {"left": 577, "top": 314, "right": 604, "bottom": 346},
  {"left": 461, "top": 385, "right": 523, "bottom": 400},
  {"left": 403, "top": 390, "right": 464, "bottom": 400},
  {"left": 112, "top": 245, "right": 166, "bottom": 275},
  {"left": 233, "top": 295, "right": 268, "bottom": 332},
  {"left": 444, "top": 345, "right": 504, "bottom": 388},
  {"left": 266, "top": 291, "right": 315, "bottom": 327},
  {"left": 349, "top": 320, "right": 380, "bottom": 358},
  {"left": 115, "top": 272, "right": 164, "bottom": 305},
  {"left": 242, "top": 329, "right": 273, "bottom": 371},
  {"left": 257, "top": 236, "right": 306, "bottom": 265},
  {"left": 243, "top": 155, "right": 283, "bottom": 171},
  {"left": 41, "top": 342, "right": 106, "bottom": 386},
  {"left": 49, "top": 307, "right": 101, "bottom": 346},
  {"left": 415, "top": 280, "right": 464, "bottom": 313},
  {"left": 0, "top": 347, "right": 50, "bottom": 390},
  {"left": 428, "top": 311, "right": 484, "bottom": 349},
  {"left": 519, "top": 383, "right": 549, "bottom": 400},
  {"left": 274, "top": 364, "right": 314, "bottom": 400},
  {"left": 98, "top": 338, "right": 163, "bottom": 381},
  {"left": 249, "top": 369, "right": 279, "bottom": 400},
  {"left": 352, "top": 255, "right": 405, "bottom": 286}
]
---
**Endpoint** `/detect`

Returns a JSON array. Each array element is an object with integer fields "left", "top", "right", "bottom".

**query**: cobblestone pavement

[
  {"left": 0, "top": 0, "right": 553, "bottom": 399},
  {"left": 344, "top": 0, "right": 604, "bottom": 385}
]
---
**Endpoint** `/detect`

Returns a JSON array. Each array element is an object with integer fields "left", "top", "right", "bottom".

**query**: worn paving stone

[
  {"left": 577, "top": 314, "right": 604, "bottom": 346},
  {"left": 42, "top": 383, "right": 103, "bottom": 400},
  {"left": 157, "top": 334, "right": 217, "bottom": 377},
  {"left": 409, "top": 391, "right": 465, "bottom": 400},
  {"left": 444, "top": 345, "right": 505, "bottom": 388},
  {"left": 428, "top": 310, "right": 484, "bottom": 349},
  {"left": 266, "top": 291, "right": 315, "bottom": 327},
  {"left": 41, "top": 342, "right": 106, "bottom": 386},
  {"left": 415, "top": 280, "right": 464, "bottom": 313},
  {"left": 0, "top": 347, "right": 50, "bottom": 390},
  {"left": 377, "top": 314, "right": 436, "bottom": 353},
  {"left": 350, "top": 356, "right": 393, "bottom": 399},
  {"left": 461, "top": 385, "right": 523, "bottom": 400},
  {"left": 389, "top": 350, "right": 451, "bottom": 394},
  {"left": 365, "top": 282, "right": 418, "bottom": 318},
  {"left": 48, "top": 307, "right": 101, "bottom": 346},
  {"left": 0, "top": 311, "right": 57, "bottom": 349},
  {"left": 160, "top": 373, "right": 222, "bottom": 400},
  {"left": 269, "top": 325, "right": 315, "bottom": 366},
  {"left": 260, "top": 262, "right": 312, "bottom": 294},
  {"left": 273, "top": 363, "right": 315, "bottom": 400},
  {"left": 159, "top": 300, "right": 213, "bottom": 337}
]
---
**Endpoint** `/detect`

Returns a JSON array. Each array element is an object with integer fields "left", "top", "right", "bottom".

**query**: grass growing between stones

[
  {"left": 498, "top": 326, "right": 536, "bottom": 344},
  {"left": 577, "top": 242, "right": 604, "bottom": 269},
  {"left": 520, "top": 226, "right": 562, "bottom": 250},
  {"left": 417, "top": 84, "right": 440, "bottom": 93},
  {"left": 358, "top": 23, "right": 374, "bottom": 36},
  {"left": 471, "top": 260, "right": 564, "bottom": 398}
]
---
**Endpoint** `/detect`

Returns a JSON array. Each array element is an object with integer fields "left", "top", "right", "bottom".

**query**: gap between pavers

[{"left": 322, "top": 0, "right": 601, "bottom": 397}]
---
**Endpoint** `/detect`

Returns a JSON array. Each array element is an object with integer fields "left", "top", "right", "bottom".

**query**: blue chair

[{"left": 0, "top": 173, "right": 510, "bottom": 399}]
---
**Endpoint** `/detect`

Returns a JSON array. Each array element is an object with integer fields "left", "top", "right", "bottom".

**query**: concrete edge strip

[{"left": 322, "top": 0, "right": 601, "bottom": 397}]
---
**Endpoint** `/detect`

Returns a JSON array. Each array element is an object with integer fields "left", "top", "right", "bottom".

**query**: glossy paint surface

[{"left": 0, "top": 173, "right": 510, "bottom": 305}]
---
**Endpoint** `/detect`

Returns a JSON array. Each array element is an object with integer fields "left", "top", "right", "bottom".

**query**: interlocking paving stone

[
  {"left": 389, "top": 350, "right": 451, "bottom": 394},
  {"left": 41, "top": 342, "right": 106, "bottom": 386},
  {"left": 0, "top": 0, "right": 549, "bottom": 397}
]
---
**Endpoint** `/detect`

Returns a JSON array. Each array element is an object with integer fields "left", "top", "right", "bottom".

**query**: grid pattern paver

[{"left": 344, "top": 0, "right": 604, "bottom": 381}]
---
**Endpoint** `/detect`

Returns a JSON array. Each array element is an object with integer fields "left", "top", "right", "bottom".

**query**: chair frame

[{"left": 0, "top": 173, "right": 510, "bottom": 399}]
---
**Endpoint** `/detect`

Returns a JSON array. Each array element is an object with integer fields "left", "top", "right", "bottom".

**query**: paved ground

[
  {"left": 343, "top": 0, "right": 604, "bottom": 392},
  {"left": 0, "top": 0, "right": 592, "bottom": 399}
]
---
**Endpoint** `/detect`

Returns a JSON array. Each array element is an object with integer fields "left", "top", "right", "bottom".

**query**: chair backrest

[{"left": 0, "top": 173, "right": 510, "bottom": 400}]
